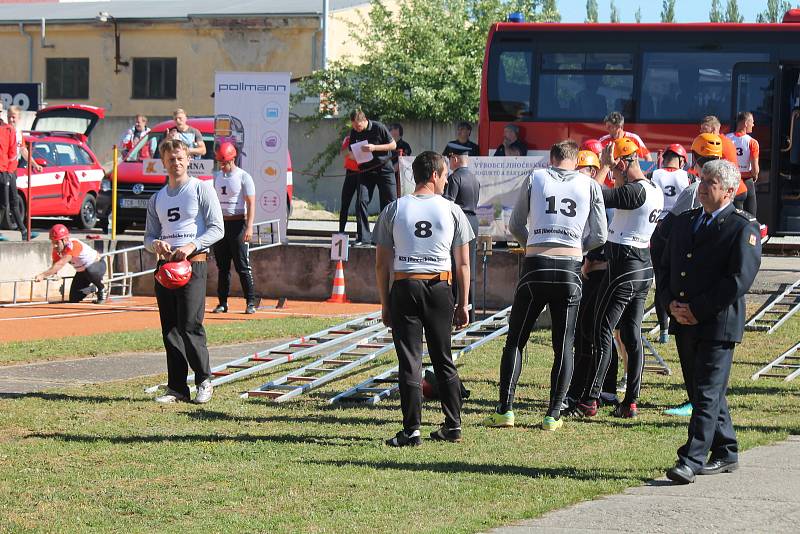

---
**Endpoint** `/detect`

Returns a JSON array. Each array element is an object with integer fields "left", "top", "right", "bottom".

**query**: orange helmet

[
  {"left": 691, "top": 133, "right": 723, "bottom": 159},
  {"left": 613, "top": 137, "right": 639, "bottom": 159},
  {"left": 576, "top": 150, "right": 600, "bottom": 169},
  {"left": 581, "top": 138, "right": 603, "bottom": 155},
  {"left": 49, "top": 224, "right": 70, "bottom": 241},
  {"left": 155, "top": 260, "right": 192, "bottom": 290},
  {"left": 214, "top": 142, "right": 237, "bottom": 162}
]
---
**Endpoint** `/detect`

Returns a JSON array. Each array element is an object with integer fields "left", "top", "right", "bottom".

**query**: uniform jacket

[{"left": 656, "top": 203, "right": 761, "bottom": 342}]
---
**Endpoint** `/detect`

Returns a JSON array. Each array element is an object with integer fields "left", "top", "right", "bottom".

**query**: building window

[
  {"left": 46, "top": 58, "right": 89, "bottom": 99},
  {"left": 132, "top": 58, "right": 177, "bottom": 99}
]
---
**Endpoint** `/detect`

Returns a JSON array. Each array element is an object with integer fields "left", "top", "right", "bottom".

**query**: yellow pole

[{"left": 111, "top": 145, "right": 118, "bottom": 240}]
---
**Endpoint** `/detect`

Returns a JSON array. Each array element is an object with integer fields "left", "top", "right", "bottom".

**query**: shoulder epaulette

[{"left": 734, "top": 208, "right": 758, "bottom": 222}]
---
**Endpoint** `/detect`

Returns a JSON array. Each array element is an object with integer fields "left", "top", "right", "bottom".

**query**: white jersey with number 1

[{"left": 525, "top": 168, "right": 594, "bottom": 249}]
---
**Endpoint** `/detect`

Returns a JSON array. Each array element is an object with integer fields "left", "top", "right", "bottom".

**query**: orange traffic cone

[{"left": 327, "top": 260, "right": 350, "bottom": 303}]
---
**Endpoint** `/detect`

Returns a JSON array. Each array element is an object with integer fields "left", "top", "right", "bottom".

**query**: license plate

[{"left": 120, "top": 198, "right": 149, "bottom": 209}]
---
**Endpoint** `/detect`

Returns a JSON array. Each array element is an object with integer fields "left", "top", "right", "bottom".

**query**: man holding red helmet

[
  {"left": 35, "top": 224, "right": 107, "bottom": 303},
  {"left": 211, "top": 142, "right": 257, "bottom": 314},
  {"left": 145, "top": 138, "right": 223, "bottom": 404}
]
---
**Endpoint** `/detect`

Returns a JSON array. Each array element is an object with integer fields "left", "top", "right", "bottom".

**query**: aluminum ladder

[
  {"left": 751, "top": 341, "right": 800, "bottom": 381},
  {"left": 242, "top": 325, "right": 394, "bottom": 401},
  {"left": 330, "top": 307, "right": 512, "bottom": 406},
  {"left": 745, "top": 278, "right": 800, "bottom": 334},
  {"left": 640, "top": 304, "right": 661, "bottom": 336},
  {"left": 145, "top": 311, "right": 383, "bottom": 393},
  {"left": 643, "top": 336, "right": 671, "bottom": 375}
]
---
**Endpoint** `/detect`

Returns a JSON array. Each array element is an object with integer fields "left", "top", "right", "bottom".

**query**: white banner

[
  {"left": 214, "top": 72, "right": 290, "bottom": 241},
  {"left": 142, "top": 158, "right": 214, "bottom": 176},
  {"left": 399, "top": 153, "right": 549, "bottom": 241}
]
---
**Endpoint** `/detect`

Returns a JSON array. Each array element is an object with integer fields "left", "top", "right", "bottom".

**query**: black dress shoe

[
  {"left": 700, "top": 458, "right": 739, "bottom": 475},
  {"left": 666, "top": 463, "right": 696, "bottom": 484}
]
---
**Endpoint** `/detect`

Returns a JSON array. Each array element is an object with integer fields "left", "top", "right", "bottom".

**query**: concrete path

[
  {"left": 489, "top": 436, "right": 800, "bottom": 533},
  {"left": 0, "top": 339, "right": 286, "bottom": 394}
]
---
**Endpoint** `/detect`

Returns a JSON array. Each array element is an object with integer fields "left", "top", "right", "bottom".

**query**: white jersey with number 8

[
  {"left": 393, "top": 195, "right": 454, "bottom": 272},
  {"left": 526, "top": 169, "right": 593, "bottom": 249}
]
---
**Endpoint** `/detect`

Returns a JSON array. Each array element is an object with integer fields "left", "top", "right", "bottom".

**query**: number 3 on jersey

[
  {"left": 414, "top": 220, "right": 433, "bottom": 238},
  {"left": 545, "top": 196, "right": 577, "bottom": 217}
]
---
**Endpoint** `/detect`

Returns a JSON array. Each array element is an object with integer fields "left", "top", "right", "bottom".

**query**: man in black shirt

[
  {"left": 389, "top": 123, "right": 412, "bottom": 170},
  {"left": 349, "top": 110, "right": 397, "bottom": 244},
  {"left": 443, "top": 122, "right": 480, "bottom": 157},
  {"left": 494, "top": 124, "right": 528, "bottom": 156},
  {"left": 444, "top": 144, "right": 480, "bottom": 323}
]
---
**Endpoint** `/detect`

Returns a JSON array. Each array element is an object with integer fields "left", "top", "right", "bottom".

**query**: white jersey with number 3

[
  {"left": 651, "top": 168, "right": 690, "bottom": 218},
  {"left": 526, "top": 169, "right": 593, "bottom": 249},
  {"left": 393, "top": 195, "right": 454, "bottom": 272},
  {"left": 608, "top": 180, "right": 663, "bottom": 248}
]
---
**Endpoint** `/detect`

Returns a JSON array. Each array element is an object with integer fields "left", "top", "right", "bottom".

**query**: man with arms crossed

[
  {"left": 145, "top": 139, "right": 223, "bottom": 404},
  {"left": 375, "top": 151, "right": 474, "bottom": 447}
]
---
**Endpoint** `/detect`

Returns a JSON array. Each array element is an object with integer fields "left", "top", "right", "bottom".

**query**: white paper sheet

[{"left": 350, "top": 140, "right": 374, "bottom": 164}]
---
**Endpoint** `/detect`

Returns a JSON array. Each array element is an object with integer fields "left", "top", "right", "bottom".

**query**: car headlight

[{"left": 100, "top": 178, "right": 111, "bottom": 192}]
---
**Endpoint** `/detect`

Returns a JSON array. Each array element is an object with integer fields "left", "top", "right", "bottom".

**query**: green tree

[
  {"left": 294, "top": 0, "right": 560, "bottom": 184},
  {"left": 710, "top": 0, "right": 724, "bottom": 21},
  {"left": 635, "top": 6, "right": 641, "bottom": 22},
  {"left": 757, "top": 0, "right": 793, "bottom": 22},
  {"left": 660, "top": 0, "right": 676, "bottom": 22},
  {"left": 610, "top": 0, "right": 620, "bottom": 22},
  {"left": 586, "top": 0, "right": 599, "bottom": 22},
  {"left": 725, "top": 0, "right": 744, "bottom": 22}
]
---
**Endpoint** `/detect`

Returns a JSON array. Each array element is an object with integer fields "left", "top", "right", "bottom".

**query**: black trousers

[
  {"left": 651, "top": 262, "right": 669, "bottom": 332},
  {"left": 390, "top": 278, "right": 461, "bottom": 432},
  {"left": 69, "top": 260, "right": 106, "bottom": 302},
  {"left": 0, "top": 171, "right": 24, "bottom": 233},
  {"left": 155, "top": 260, "right": 211, "bottom": 397},
  {"left": 338, "top": 171, "right": 359, "bottom": 236},
  {"left": 674, "top": 331, "right": 738, "bottom": 472},
  {"left": 499, "top": 255, "right": 582, "bottom": 418},
  {"left": 213, "top": 219, "right": 255, "bottom": 305},
  {"left": 356, "top": 171, "right": 396, "bottom": 243},
  {"left": 587, "top": 245, "right": 652, "bottom": 405},
  {"left": 742, "top": 178, "right": 757, "bottom": 217}
]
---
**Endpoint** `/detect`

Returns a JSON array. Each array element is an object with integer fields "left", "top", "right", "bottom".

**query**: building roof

[{"left": 0, "top": 0, "right": 371, "bottom": 23}]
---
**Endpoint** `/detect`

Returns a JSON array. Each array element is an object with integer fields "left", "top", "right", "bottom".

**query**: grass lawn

[
  {"left": 0, "top": 316, "right": 798, "bottom": 532},
  {"left": 0, "top": 316, "right": 342, "bottom": 366}
]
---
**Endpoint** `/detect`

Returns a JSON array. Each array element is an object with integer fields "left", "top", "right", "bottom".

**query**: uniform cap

[
  {"left": 49, "top": 224, "right": 70, "bottom": 241},
  {"left": 576, "top": 150, "right": 601, "bottom": 169},
  {"left": 581, "top": 138, "right": 604, "bottom": 155},
  {"left": 613, "top": 137, "right": 639, "bottom": 159},
  {"left": 155, "top": 260, "right": 192, "bottom": 290},
  {"left": 215, "top": 142, "right": 237, "bottom": 162},
  {"left": 691, "top": 133, "right": 723, "bottom": 158},
  {"left": 445, "top": 142, "right": 472, "bottom": 156}
]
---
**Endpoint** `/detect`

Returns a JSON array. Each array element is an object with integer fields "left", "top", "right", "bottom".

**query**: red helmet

[
  {"left": 49, "top": 224, "right": 70, "bottom": 241},
  {"left": 664, "top": 143, "right": 687, "bottom": 159},
  {"left": 214, "top": 142, "right": 237, "bottom": 162},
  {"left": 582, "top": 138, "right": 604, "bottom": 155},
  {"left": 155, "top": 260, "right": 192, "bottom": 289}
]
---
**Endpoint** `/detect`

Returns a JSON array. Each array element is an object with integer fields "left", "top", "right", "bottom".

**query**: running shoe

[
  {"left": 481, "top": 410, "right": 515, "bottom": 428},
  {"left": 541, "top": 416, "right": 563, "bottom": 431},
  {"left": 611, "top": 403, "right": 638, "bottom": 418},
  {"left": 194, "top": 379, "right": 214, "bottom": 404},
  {"left": 430, "top": 425, "right": 462, "bottom": 442},
  {"left": 212, "top": 304, "right": 228, "bottom": 313},
  {"left": 566, "top": 400, "right": 598, "bottom": 417},
  {"left": 616, "top": 374, "right": 628, "bottom": 393},
  {"left": 664, "top": 402, "right": 693, "bottom": 417},
  {"left": 154, "top": 388, "right": 190, "bottom": 404},
  {"left": 245, "top": 304, "right": 257, "bottom": 314},
  {"left": 658, "top": 330, "right": 670, "bottom": 344},
  {"left": 385, "top": 429, "right": 421, "bottom": 447}
]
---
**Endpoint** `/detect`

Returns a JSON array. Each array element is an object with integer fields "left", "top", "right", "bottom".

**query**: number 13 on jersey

[{"left": 331, "top": 233, "right": 349, "bottom": 261}]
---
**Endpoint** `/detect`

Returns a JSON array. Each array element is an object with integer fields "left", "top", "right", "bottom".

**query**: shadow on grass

[
  {"left": 306, "top": 458, "right": 638, "bottom": 482},
  {"left": 575, "top": 417, "right": 800, "bottom": 434},
  {"left": 0, "top": 392, "right": 149, "bottom": 403},
  {"left": 187, "top": 408, "right": 399, "bottom": 427},
  {"left": 27, "top": 431, "right": 372, "bottom": 446}
]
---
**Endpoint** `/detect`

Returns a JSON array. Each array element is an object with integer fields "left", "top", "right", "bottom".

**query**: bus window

[
  {"left": 489, "top": 49, "right": 533, "bottom": 121},
  {"left": 537, "top": 52, "right": 634, "bottom": 120},
  {"left": 734, "top": 72, "right": 774, "bottom": 126},
  {"left": 640, "top": 52, "right": 768, "bottom": 122}
]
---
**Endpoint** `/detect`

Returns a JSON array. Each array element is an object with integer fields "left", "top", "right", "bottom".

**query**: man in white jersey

[
  {"left": 374, "top": 151, "right": 474, "bottom": 447},
  {"left": 210, "top": 142, "right": 257, "bottom": 314},
  {"left": 35, "top": 224, "right": 106, "bottom": 303},
  {"left": 726, "top": 111, "right": 760, "bottom": 217},
  {"left": 575, "top": 137, "right": 663, "bottom": 419},
  {"left": 650, "top": 143, "right": 690, "bottom": 343},
  {"left": 483, "top": 140, "right": 607, "bottom": 431},
  {"left": 145, "top": 139, "right": 224, "bottom": 404}
]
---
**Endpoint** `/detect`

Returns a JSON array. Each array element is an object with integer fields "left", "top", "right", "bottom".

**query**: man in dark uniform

[
  {"left": 660, "top": 159, "right": 761, "bottom": 484},
  {"left": 349, "top": 110, "right": 397, "bottom": 245},
  {"left": 444, "top": 143, "right": 480, "bottom": 323},
  {"left": 374, "top": 151, "right": 474, "bottom": 447},
  {"left": 442, "top": 122, "right": 480, "bottom": 157}
]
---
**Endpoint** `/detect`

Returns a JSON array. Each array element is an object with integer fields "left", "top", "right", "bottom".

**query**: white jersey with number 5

[
  {"left": 393, "top": 195, "right": 455, "bottom": 272},
  {"left": 608, "top": 180, "right": 663, "bottom": 248},
  {"left": 651, "top": 168, "right": 690, "bottom": 218},
  {"left": 154, "top": 177, "right": 206, "bottom": 248},
  {"left": 526, "top": 168, "right": 593, "bottom": 249}
]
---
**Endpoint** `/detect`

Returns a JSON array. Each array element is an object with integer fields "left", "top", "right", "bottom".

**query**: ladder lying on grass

[
  {"left": 330, "top": 307, "right": 512, "bottom": 406},
  {"left": 751, "top": 341, "right": 800, "bottom": 381},
  {"left": 145, "top": 312, "right": 384, "bottom": 393},
  {"left": 745, "top": 278, "right": 800, "bottom": 334},
  {"left": 242, "top": 325, "right": 394, "bottom": 401}
]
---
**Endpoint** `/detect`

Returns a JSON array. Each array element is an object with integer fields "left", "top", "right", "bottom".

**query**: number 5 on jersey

[{"left": 167, "top": 207, "right": 181, "bottom": 222}]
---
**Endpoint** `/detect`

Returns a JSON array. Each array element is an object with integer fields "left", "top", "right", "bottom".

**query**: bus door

[{"left": 775, "top": 63, "right": 800, "bottom": 235}]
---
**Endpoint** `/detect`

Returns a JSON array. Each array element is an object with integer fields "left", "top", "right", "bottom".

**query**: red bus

[{"left": 479, "top": 12, "right": 800, "bottom": 235}]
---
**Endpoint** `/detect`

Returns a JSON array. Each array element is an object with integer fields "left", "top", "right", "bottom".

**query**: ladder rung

[
  {"left": 227, "top": 364, "right": 253, "bottom": 369},
  {"left": 357, "top": 343, "right": 386, "bottom": 349},
  {"left": 248, "top": 390, "right": 284, "bottom": 398},
  {"left": 250, "top": 356, "right": 274, "bottom": 362},
  {"left": 290, "top": 343, "right": 316, "bottom": 348},
  {"left": 306, "top": 367, "right": 338, "bottom": 373},
  {"left": 372, "top": 377, "right": 398, "bottom": 384},
  {"left": 762, "top": 373, "right": 790, "bottom": 378},
  {"left": 268, "top": 350, "right": 294, "bottom": 355},
  {"left": 322, "top": 359, "right": 352, "bottom": 365},
  {"left": 357, "top": 387, "right": 391, "bottom": 393},
  {"left": 328, "top": 329, "right": 354, "bottom": 335},
  {"left": 212, "top": 370, "right": 232, "bottom": 376},
  {"left": 287, "top": 375, "right": 316, "bottom": 382}
]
